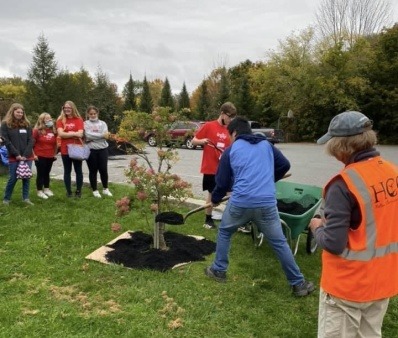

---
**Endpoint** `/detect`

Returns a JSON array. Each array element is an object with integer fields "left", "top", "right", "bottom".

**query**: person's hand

[
  {"left": 309, "top": 216, "right": 323, "bottom": 233},
  {"left": 34, "top": 155, "right": 38, "bottom": 161},
  {"left": 16, "top": 155, "right": 23, "bottom": 161},
  {"left": 202, "top": 138, "right": 210, "bottom": 146}
]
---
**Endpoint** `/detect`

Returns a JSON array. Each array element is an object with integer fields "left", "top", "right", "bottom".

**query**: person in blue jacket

[{"left": 204, "top": 116, "right": 314, "bottom": 297}]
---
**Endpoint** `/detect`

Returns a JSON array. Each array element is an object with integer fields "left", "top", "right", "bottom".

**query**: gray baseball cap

[{"left": 317, "top": 111, "right": 373, "bottom": 145}]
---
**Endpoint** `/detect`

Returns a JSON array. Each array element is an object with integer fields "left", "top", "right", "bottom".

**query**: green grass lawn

[{"left": 0, "top": 176, "right": 397, "bottom": 337}]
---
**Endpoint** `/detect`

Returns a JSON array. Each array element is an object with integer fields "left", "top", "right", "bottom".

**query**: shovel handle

[{"left": 184, "top": 195, "right": 230, "bottom": 220}]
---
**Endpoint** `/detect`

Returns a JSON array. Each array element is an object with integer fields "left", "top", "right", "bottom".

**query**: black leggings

[
  {"left": 35, "top": 157, "right": 55, "bottom": 190},
  {"left": 86, "top": 148, "right": 109, "bottom": 191},
  {"left": 61, "top": 155, "right": 83, "bottom": 194}
]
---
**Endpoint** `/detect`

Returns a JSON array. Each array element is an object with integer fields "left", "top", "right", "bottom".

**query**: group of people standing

[
  {"left": 195, "top": 103, "right": 397, "bottom": 337},
  {"left": 0, "top": 101, "right": 112, "bottom": 205}
]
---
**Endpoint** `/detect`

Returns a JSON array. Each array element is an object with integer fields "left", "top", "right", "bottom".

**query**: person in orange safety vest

[{"left": 310, "top": 111, "right": 398, "bottom": 338}]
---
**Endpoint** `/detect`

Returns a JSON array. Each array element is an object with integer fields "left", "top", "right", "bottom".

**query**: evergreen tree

[
  {"left": 159, "top": 77, "right": 174, "bottom": 110},
  {"left": 90, "top": 68, "right": 122, "bottom": 132},
  {"left": 140, "top": 76, "right": 153, "bottom": 114},
  {"left": 122, "top": 73, "right": 137, "bottom": 111},
  {"left": 178, "top": 82, "right": 190, "bottom": 110},
  {"left": 236, "top": 75, "right": 254, "bottom": 117},
  {"left": 196, "top": 81, "right": 210, "bottom": 120},
  {"left": 26, "top": 34, "right": 58, "bottom": 114},
  {"left": 216, "top": 68, "right": 230, "bottom": 108}
]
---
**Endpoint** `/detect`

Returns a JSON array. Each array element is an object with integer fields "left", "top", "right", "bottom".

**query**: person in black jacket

[{"left": 1, "top": 103, "right": 34, "bottom": 205}]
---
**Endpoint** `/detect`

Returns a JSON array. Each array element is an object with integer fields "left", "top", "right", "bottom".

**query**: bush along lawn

[{"left": 0, "top": 177, "right": 397, "bottom": 337}]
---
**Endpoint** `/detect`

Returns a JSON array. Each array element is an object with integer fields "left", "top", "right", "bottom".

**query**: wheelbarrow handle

[{"left": 184, "top": 195, "right": 230, "bottom": 221}]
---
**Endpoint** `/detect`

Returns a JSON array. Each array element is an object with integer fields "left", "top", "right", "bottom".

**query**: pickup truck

[{"left": 248, "top": 121, "right": 284, "bottom": 144}]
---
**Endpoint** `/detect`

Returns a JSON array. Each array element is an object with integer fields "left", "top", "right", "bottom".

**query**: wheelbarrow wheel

[{"left": 306, "top": 228, "right": 318, "bottom": 254}]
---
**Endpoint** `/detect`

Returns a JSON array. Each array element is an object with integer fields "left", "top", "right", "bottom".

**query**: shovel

[{"left": 155, "top": 196, "right": 230, "bottom": 225}]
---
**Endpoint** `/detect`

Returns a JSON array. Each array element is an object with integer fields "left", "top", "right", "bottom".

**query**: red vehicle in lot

[{"left": 145, "top": 121, "right": 204, "bottom": 149}]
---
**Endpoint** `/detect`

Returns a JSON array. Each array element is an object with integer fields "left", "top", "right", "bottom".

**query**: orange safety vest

[{"left": 321, "top": 156, "right": 398, "bottom": 302}]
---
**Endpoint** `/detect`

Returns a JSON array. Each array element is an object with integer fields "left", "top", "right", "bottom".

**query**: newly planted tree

[{"left": 115, "top": 107, "right": 193, "bottom": 249}]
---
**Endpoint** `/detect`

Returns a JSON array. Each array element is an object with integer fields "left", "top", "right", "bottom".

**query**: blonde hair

[
  {"left": 326, "top": 130, "right": 378, "bottom": 163},
  {"left": 34, "top": 113, "right": 56, "bottom": 135},
  {"left": 57, "top": 100, "right": 81, "bottom": 124},
  {"left": 2, "top": 103, "right": 30, "bottom": 128}
]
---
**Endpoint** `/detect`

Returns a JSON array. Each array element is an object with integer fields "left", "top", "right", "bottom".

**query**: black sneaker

[
  {"left": 292, "top": 280, "right": 315, "bottom": 297},
  {"left": 66, "top": 192, "right": 73, "bottom": 198},
  {"left": 75, "top": 191, "right": 82, "bottom": 198},
  {"left": 203, "top": 218, "right": 216, "bottom": 229},
  {"left": 204, "top": 266, "right": 226, "bottom": 283}
]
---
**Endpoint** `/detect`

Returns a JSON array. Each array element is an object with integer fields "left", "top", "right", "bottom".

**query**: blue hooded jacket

[{"left": 212, "top": 134, "right": 290, "bottom": 207}]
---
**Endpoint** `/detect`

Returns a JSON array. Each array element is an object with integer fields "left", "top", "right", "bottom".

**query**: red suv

[{"left": 145, "top": 121, "right": 204, "bottom": 149}]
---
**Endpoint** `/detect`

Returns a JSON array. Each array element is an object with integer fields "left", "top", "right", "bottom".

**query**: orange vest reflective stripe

[{"left": 321, "top": 156, "right": 398, "bottom": 302}]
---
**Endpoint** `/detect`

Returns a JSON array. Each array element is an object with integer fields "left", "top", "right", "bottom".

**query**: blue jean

[
  {"left": 3, "top": 161, "right": 32, "bottom": 201},
  {"left": 61, "top": 155, "right": 83, "bottom": 194},
  {"left": 211, "top": 202, "right": 304, "bottom": 286}
]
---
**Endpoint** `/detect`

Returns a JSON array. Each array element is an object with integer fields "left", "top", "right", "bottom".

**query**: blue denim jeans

[
  {"left": 211, "top": 202, "right": 304, "bottom": 286},
  {"left": 61, "top": 155, "right": 83, "bottom": 194},
  {"left": 3, "top": 160, "right": 32, "bottom": 201}
]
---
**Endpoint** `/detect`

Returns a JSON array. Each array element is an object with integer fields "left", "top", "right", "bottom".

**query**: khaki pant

[{"left": 318, "top": 288, "right": 389, "bottom": 338}]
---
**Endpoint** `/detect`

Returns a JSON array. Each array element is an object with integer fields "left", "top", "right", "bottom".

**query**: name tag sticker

[
  {"left": 19, "top": 129, "right": 27, "bottom": 134},
  {"left": 216, "top": 142, "right": 225, "bottom": 149}
]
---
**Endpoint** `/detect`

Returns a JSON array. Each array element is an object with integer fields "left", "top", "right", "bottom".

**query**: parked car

[
  {"left": 145, "top": 121, "right": 204, "bottom": 149},
  {"left": 248, "top": 121, "right": 284, "bottom": 144}
]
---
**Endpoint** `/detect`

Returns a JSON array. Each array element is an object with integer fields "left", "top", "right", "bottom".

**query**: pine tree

[
  {"left": 26, "top": 34, "right": 58, "bottom": 113},
  {"left": 91, "top": 68, "right": 122, "bottom": 132},
  {"left": 159, "top": 77, "right": 174, "bottom": 110},
  {"left": 178, "top": 82, "right": 190, "bottom": 110},
  {"left": 237, "top": 75, "right": 254, "bottom": 117},
  {"left": 196, "top": 81, "right": 210, "bottom": 120},
  {"left": 216, "top": 69, "right": 230, "bottom": 108},
  {"left": 140, "top": 76, "right": 153, "bottom": 114},
  {"left": 122, "top": 73, "right": 137, "bottom": 111}
]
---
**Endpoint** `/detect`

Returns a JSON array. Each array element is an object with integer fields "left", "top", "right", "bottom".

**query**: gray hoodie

[{"left": 84, "top": 119, "right": 108, "bottom": 150}]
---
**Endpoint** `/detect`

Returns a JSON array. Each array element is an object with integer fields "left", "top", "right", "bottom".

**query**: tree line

[{"left": 0, "top": 0, "right": 397, "bottom": 143}]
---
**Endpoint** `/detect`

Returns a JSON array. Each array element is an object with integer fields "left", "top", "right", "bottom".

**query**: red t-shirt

[
  {"left": 33, "top": 128, "right": 57, "bottom": 158},
  {"left": 56, "top": 117, "right": 84, "bottom": 155},
  {"left": 194, "top": 120, "right": 231, "bottom": 174}
]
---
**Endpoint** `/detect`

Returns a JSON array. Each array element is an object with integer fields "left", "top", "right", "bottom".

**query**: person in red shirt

[
  {"left": 56, "top": 101, "right": 85, "bottom": 198},
  {"left": 192, "top": 102, "right": 236, "bottom": 229},
  {"left": 33, "top": 113, "right": 58, "bottom": 199}
]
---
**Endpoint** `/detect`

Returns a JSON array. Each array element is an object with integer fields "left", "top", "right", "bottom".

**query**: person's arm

[
  {"left": 22, "top": 127, "right": 34, "bottom": 158},
  {"left": 1, "top": 123, "right": 19, "bottom": 157},
  {"left": 211, "top": 147, "right": 233, "bottom": 204},
  {"left": 192, "top": 123, "right": 210, "bottom": 146},
  {"left": 84, "top": 121, "right": 108, "bottom": 141},
  {"left": 271, "top": 144, "right": 290, "bottom": 181},
  {"left": 309, "top": 179, "right": 355, "bottom": 255},
  {"left": 57, "top": 119, "right": 83, "bottom": 139}
]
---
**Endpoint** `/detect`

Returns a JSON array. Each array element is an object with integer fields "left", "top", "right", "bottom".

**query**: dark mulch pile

[
  {"left": 105, "top": 231, "right": 216, "bottom": 272},
  {"left": 277, "top": 195, "right": 319, "bottom": 215}
]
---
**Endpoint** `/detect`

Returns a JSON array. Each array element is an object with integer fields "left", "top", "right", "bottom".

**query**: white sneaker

[
  {"left": 93, "top": 190, "right": 101, "bottom": 198},
  {"left": 37, "top": 191, "right": 49, "bottom": 199},
  {"left": 102, "top": 188, "right": 113, "bottom": 197},
  {"left": 43, "top": 189, "right": 54, "bottom": 197}
]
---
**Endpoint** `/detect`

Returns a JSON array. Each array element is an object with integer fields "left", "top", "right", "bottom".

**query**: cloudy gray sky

[{"left": 0, "top": 0, "right": 397, "bottom": 93}]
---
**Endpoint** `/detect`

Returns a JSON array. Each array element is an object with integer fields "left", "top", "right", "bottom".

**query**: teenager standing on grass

[
  {"left": 33, "top": 113, "right": 58, "bottom": 199},
  {"left": 310, "top": 111, "right": 398, "bottom": 337},
  {"left": 192, "top": 102, "right": 236, "bottom": 229},
  {"left": 204, "top": 117, "right": 315, "bottom": 297},
  {"left": 56, "top": 101, "right": 84, "bottom": 198},
  {"left": 1, "top": 103, "right": 34, "bottom": 206},
  {"left": 84, "top": 106, "right": 112, "bottom": 198}
]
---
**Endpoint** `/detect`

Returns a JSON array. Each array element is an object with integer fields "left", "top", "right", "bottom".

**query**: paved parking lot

[{"left": 47, "top": 143, "right": 398, "bottom": 200}]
